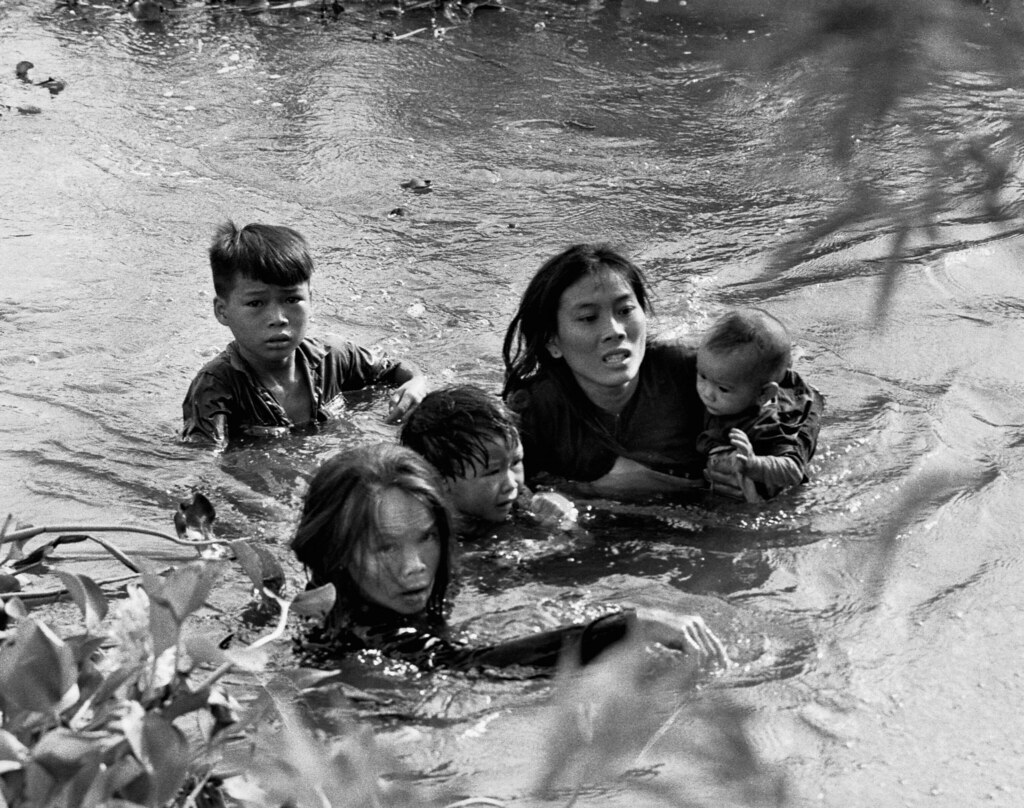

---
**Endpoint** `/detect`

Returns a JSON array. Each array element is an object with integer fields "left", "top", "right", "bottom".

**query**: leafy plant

[
  {"left": 734, "top": 0, "right": 1024, "bottom": 319},
  {"left": 0, "top": 499, "right": 335, "bottom": 808}
]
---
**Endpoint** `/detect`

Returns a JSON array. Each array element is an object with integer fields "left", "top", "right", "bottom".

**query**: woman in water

[
  {"left": 290, "top": 442, "right": 729, "bottom": 672},
  {"left": 503, "top": 243, "right": 719, "bottom": 497}
]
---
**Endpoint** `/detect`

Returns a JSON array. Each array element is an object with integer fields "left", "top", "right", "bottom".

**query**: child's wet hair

[
  {"left": 290, "top": 443, "right": 454, "bottom": 622},
  {"left": 209, "top": 220, "right": 314, "bottom": 298},
  {"left": 701, "top": 308, "right": 792, "bottom": 384},
  {"left": 400, "top": 384, "right": 520, "bottom": 479}
]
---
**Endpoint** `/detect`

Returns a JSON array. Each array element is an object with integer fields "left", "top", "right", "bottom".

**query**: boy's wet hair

[
  {"left": 400, "top": 384, "right": 519, "bottom": 480},
  {"left": 701, "top": 308, "right": 792, "bottom": 384},
  {"left": 209, "top": 220, "right": 314, "bottom": 298}
]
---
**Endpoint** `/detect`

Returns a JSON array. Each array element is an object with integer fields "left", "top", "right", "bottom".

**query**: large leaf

[
  {"left": 229, "top": 541, "right": 285, "bottom": 594},
  {"left": 0, "top": 575, "right": 20, "bottom": 595},
  {"left": 0, "top": 619, "right": 80, "bottom": 715},
  {"left": 142, "top": 562, "right": 223, "bottom": 624},
  {"left": 290, "top": 583, "right": 336, "bottom": 619},
  {"left": 139, "top": 714, "right": 189, "bottom": 807},
  {"left": 55, "top": 572, "right": 108, "bottom": 631},
  {"left": 30, "top": 728, "right": 105, "bottom": 783}
]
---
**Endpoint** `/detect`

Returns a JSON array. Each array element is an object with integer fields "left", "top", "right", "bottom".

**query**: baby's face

[
  {"left": 446, "top": 436, "right": 525, "bottom": 525},
  {"left": 696, "top": 346, "right": 764, "bottom": 417}
]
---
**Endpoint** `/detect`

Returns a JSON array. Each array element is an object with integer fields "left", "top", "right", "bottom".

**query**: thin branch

[{"left": 0, "top": 524, "right": 223, "bottom": 548}]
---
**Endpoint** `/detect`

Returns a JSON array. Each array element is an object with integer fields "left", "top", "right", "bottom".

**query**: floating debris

[
  {"left": 401, "top": 177, "right": 432, "bottom": 192},
  {"left": 36, "top": 77, "right": 66, "bottom": 96}
]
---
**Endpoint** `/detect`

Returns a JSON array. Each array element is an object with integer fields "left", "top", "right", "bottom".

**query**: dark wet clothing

[
  {"left": 299, "top": 599, "right": 633, "bottom": 673},
  {"left": 181, "top": 337, "right": 401, "bottom": 446},
  {"left": 696, "top": 368, "right": 824, "bottom": 499},
  {"left": 505, "top": 340, "right": 707, "bottom": 485}
]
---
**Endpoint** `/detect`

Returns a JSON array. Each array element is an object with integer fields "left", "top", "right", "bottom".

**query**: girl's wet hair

[
  {"left": 209, "top": 220, "right": 314, "bottom": 298},
  {"left": 501, "top": 243, "right": 651, "bottom": 397},
  {"left": 400, "top": 384, "right": 520, "bottom": 479},
  {"left": 290, "top": 443, "right": 454, "bottom": 624}
]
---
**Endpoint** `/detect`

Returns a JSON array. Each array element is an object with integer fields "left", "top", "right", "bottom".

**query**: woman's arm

[{"left": 586, "top": 457, "right": 705, "bottom": 497}]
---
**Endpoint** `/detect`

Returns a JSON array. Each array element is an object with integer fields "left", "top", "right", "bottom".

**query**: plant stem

[{"left": 0, "top": 524, "right": 223, "bottom": 547}]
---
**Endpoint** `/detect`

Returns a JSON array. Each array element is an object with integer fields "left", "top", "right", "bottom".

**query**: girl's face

[
  {"left": 350, "top": 487, "right": 441, "bottom": 615},
  {"left": 546, "top": 268, "right": 647, "bottom": 405}
]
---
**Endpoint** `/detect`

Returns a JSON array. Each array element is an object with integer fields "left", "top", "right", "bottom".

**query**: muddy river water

[{"left": 3, "top": 1, "right": 1024, "bottom": 805}]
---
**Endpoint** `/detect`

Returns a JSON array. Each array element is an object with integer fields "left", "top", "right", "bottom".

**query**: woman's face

[
  {"left": 547, "top": 268, "right": 647, "bottom": 405},
  {"left": 350, "top": 487, "right": 441, "bottom": 615}
]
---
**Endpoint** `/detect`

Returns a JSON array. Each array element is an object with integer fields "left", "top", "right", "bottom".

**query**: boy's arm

[
  {"left": 181, "top": 376, "right": 230, "bottom": 448},
  {"left": 383, "top": 359, "right": 428, "bottom": 425}
]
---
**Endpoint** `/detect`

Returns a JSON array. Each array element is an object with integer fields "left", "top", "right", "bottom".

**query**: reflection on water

[{"left": 4, "top": 0, "right": 1024, "bottom": 804}]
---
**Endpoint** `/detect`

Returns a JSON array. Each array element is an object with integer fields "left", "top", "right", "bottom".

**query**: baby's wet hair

[
  {"left": 400, "top": 384, "right": 520, "bottom": 480},
  {"left": 701, "top": 308, "right": 792, "bottom": 384},
  {"left": 209, "top": 220, "right": 313, "bottom": 298}
]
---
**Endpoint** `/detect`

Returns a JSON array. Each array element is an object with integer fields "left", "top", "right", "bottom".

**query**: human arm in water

[
  {"left": 383, "top": 361, "right": 429, "bottom": 425},
  {"left": 584, "top": 457, "right": 705, "bottom": 498},
  {"left": 703, "top": 429, "right": 804, "bottom": 503},
  {"left": 729, "top": 428, "right": 803, "bottom": 489}
]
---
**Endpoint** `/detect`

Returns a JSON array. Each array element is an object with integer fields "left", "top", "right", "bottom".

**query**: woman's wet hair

[
  {"left": 209, "top": 220, "right": 314, "bottom": 298},
  {"left": 290, "top": 443, "right": 454, "bottom": 623},
  {"left": 400, "top": 384, "right": 520, "bottom": 479},
  {"left": 501, "top": 243, "right": 651, "bottom": 397}
]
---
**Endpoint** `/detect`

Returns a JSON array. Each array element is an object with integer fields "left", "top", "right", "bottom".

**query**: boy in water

[
  {"left": 399, "top": 384, "right": 578, "bottom": 538},
  {"left": 695, "top": 308, "right": 824, "bottom": 502},
  {"left": 182, "top": 221, "right": 427, "bottom": 447}
]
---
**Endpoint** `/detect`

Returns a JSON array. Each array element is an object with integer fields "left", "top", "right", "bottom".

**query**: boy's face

[
  {"left": 696, "top": 345, "right": 765, "bottom": 417},
  {"left": 214, "top": 276, "right": 311, "bottom": 369},
  {"left": 445, "top": 435, "right": 525, "bottom": 525}
]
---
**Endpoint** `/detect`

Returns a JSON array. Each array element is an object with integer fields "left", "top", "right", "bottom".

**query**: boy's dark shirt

[
  {"left": 299, "top": 599, "right": 631, "bottom": 673},
  {"left": 696, "top": 368, "right": 824, "bottom": 498},
  {"left": 506, "top": 340, "right": 706, "bottom": 485},
  {"left": 181, "top": 337, "right": 400, "bottom": 446}
]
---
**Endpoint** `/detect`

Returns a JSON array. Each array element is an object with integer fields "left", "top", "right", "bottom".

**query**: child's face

[
  {"left": 696, "top": 345, "right": 765, "bottom": 417},
  {"left": 446, "top": 436, "right": 525, "bottom": 525},
  {"left": 350, "top": 487, "right": 441, "bottom": 615},
  {"left": 214, "top": 276, "right": 311, "bottom": 369}
]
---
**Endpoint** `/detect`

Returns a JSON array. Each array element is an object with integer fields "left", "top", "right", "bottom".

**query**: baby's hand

[
  {"left": 528, "top": 491, "right": 579, "bottom": 530},
  {"left": 384, "top": 377, "right": 428, "bottom": 425},
  {"left": 728, "top": 428, "right": 754, "bottom": 463}
]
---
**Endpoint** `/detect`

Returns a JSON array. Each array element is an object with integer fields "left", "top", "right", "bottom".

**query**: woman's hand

[{"left": 636, "top": 608, "right": 731, "bottom": 667}]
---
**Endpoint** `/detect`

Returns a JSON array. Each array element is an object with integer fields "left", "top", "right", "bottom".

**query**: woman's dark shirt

[{"left": 505, "top": 340, "right": 706, "bottom": 484}]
